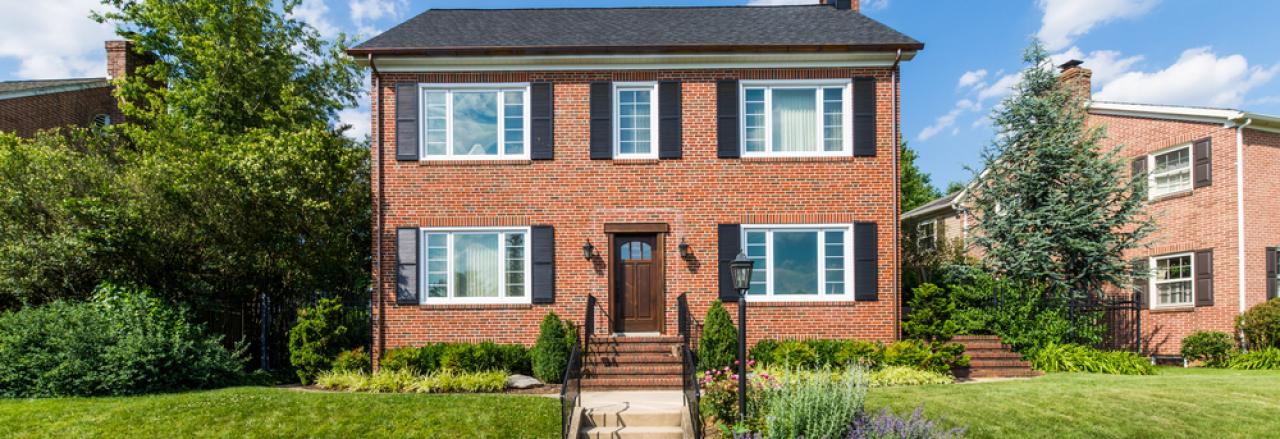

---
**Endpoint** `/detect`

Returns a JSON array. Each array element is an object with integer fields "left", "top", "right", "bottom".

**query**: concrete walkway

[{"left": 579, "top": 390, "right": 684, "bottom": 412}]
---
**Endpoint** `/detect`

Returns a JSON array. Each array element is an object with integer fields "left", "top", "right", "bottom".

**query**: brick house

[
  {"left": 350, "top": 0, "right": 922, "bottom": 372},
  {"left": 0, "top": 41, "right": 141, "bottom": 137},
  {"left": 908, "top": 61, "right": 1280, "bottom": 357}
]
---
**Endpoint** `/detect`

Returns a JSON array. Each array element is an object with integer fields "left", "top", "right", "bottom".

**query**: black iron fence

[
  {"left": 987, "top": 285, "right": 1143, "bottom": 353},
  {"left": 192, "top": 292, "right": 370, "bottom": 372},
  {"left": 677, "top": 293, "right": 703, "bottom": 439}
]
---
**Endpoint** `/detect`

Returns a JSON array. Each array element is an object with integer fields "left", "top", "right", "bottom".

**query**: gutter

[
  {"left": 369, "top": 54, "right": 386, "bottom": 364},
  {"left": 1236, "top": 117, "right": 1252, "bottom": 314},
  {"left": 891, "top": 48, "right": 903, "bottom": 337}
]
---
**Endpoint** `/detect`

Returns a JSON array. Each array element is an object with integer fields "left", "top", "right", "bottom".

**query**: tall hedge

[
  {"left": 698, "top": 300, "right": 738, "bottom": 371},
  {"left": 532, "top": 312, "right": 573, "bottom": 383}
]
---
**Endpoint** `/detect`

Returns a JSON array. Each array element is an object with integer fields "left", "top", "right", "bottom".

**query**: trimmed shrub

[
  {"left": 750, "top": 339, "right": 781, "bottom": 366},
  {"left": 1180, "top": 331, "right": 1234, "bottom": 367},
  {"left": 0, "top": 283, "right": 245, "bottom": 397},
  {"left": 849, "top": 406, "right": 966, "bottom": 439},
  {"left": 1226, "top": 348, "right": 1280, "bottom": 370},
  {"left": 1237, "top": 299, "right": 1280, "bottom": 350},
  {"left": 903, "top": 283, "right": 960, "bottom": 344},
  {"left": 883, "top": 339, "right": 932, "bottom": 369},
  {"left": 868, "top": 366, "right": 953, "bottom": 387},
  {"left": 770, "top": 341, "right": 819, "bottom": 368},
  {"left": 532, "top": 312, "right": 573, "bottom": 383},
  {"left": 289, "top": 297, "right": 353, "bottom": 384},
  {"left": 333, "top": 348, "right": 371, "bottom": 373},
  {"left": 762, "top": 367, "right": 868, "bottom": 439},
  {"left": 315, "top": 369, "right": 506, "bottom": 393},
  {"left": 378, "top": 347, "right": 421, "bottom": 373},
  {"left": 699, "top": 300, "right": 739, "bottom": 372},
  {"left": 834, "top": 340, "right": 886, "bottom": 369},
  {"left": 1030, "top": 343, "right": 1155, "bottom": 375},
  {"left": 379, "top": 342, "right": 529, "bottom": 375}
]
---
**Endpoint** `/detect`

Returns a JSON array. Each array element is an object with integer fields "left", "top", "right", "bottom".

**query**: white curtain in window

[
  {"left": 455, "top": 235, "right": 499, "bottom": 297},
  {"left": 772, "top": 89, "right": 816, "bottom": 152}
]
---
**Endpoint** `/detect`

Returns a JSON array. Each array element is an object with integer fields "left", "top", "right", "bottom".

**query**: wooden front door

[{"left": 613, "top": 234, "right": 663, "bottom": 333}]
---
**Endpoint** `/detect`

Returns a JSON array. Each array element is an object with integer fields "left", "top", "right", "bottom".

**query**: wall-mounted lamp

[
  {"left": 678, "top": 238, "right": 693, "bottom": 260},
  {"left": 582, "top": 240, "right": 596, "bottom": 260}
]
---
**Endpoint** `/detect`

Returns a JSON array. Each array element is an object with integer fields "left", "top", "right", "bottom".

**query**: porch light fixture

[
  {"left": 678, "top": 238, "right": 692, "bottom": 260},
  {"left": 582, "top": 240, "right": 596, "bottom": 260},
  {"left": 728, "top": 251, "right": 754, "bottom": 423}
]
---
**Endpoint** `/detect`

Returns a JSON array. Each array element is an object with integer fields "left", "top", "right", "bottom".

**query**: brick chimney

[
  {"left": 819, "top": 0, "right": 858, "bottom": 12},
  {"left": 1058, "top": 59, "right": 1092, "bottom": 101},
  {"left": 105, "top": 40, "right": 149, "bottom": 80}
]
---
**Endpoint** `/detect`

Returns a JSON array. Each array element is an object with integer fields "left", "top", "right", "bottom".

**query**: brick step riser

[
  {"left": 589, "top": 345, "right": 681, "bottom": 354},
  {"left": 956, "top": 343, "right": 1012, "bottom": 351},
  {"left": 584, "top": 366, "right": 682, "bottom": 375},
  {"left": 969, "top": 361, "right": 1033, "bottom": 368},
  {"left": 585, "top": 354, "right": 681, "bottom": 363},
  {"left": 590, "top": 336, "right": 683, "bottom": 344}
]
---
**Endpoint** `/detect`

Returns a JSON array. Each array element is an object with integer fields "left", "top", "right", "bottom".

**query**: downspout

[
  {"left": 1236, "top": 117, "right": 1252, "bottom": 314},
  {"left": 891, "top": 49, "right": 903, "bottom": 337},
  {"left": 369, "top": 54, "right": 385, "bottom": 365}
]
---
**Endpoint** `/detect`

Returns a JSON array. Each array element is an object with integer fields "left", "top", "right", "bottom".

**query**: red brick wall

[
  {"left": 0, "top": 86, "right": 121, "bottom": 137},
  {"left": 1088, "top": 113, "right": 1244, "bottom": 354},
  {"left": 368, "top": 67, "right": 901, "bottom": 361},
  {"left": 1243, "top": 129, "right": 1280, "bottom": 310}
]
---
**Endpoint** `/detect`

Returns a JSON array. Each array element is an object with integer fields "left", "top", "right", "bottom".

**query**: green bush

[
  {"left": 315, "top": 369, "right": 507, "bottom": 393},
  {"left": 1030, "top": 343, "right": 1155, "bottom": 375},
  {"left": 1180, "top": 331, "right": 1234, "bottom": 367},
  {"left": 699, "top": 300, "right": 739, "bottom": 372},
  {"left": 903, "top": 283, "right": 960, "bottom": 343},
  {"left": 750, "top": 339, "right": 781, "bottom": 366},
  {"left": 770, "top": 341, "right": 819, "bottom": 368},
  {"left": 833, "top": 340, "right": 885, "bottom": 369},
  {"left": 289, "top": 298, "right": 354, "bottom": 384},
  {"left": 532, "top": 312, "right": 573, "bottom": 383},
  {"left": 0, "top": 283, "right": 245, "bottom": 397},
  {"left": 379, "top": 347, "right": 422, "bottom": 373},
  {"left": 333, "top": 348, "right": 371, "bottom": 373},
  {"left": 883, "top": 339, "right": 932, "bottom": 369},
  {"left": 1237, "top": 299, "right": 1280, "bottom": 350},
  {"left": 1225, "top": 348, "right": 1280, "bottom": 370},
  {"left": 762, "top": 367, "right": 868, "bottom": 439},
  {"left": 950, "top": 273, "right": 1081, "bottom": 354},
  {"left": 379, "top": 342, "right": 529, "bottom": 375},
  {"left": 868, "top": 366, "right": 954, "bottom": 387}
]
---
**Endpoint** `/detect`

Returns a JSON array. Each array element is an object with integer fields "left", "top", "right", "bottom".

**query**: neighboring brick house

[
  {"left": 349, "top": 1, "right": 922, "bottom": 370},
  {"left": 0, "top": 41, "right": 142, "bottom": 137},
  {"left": 901, "top": 191, "right": 968, "bottom": 253}
]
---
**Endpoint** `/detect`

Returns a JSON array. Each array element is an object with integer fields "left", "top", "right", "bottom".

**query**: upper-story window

[
  {"left": 916, "top": 220, "right": 937, "bottom": 250},
  {"left": 1151, "top": 253, "right": 1193, "bottom": 308},
  {"left": 420, "top": 84, "right": 529, "bottom": 160},
  {"left": 1148, "top": 144, "right": 1191, "bottom": 198},
  {"left": 615, "top": 82, "right": 659, "bottom": 159},
  {"left": 743, "top": 225, "right": 852, "bottom": 301},
  {"left": 741, "top": 80, "right": 851, "bottom": 157}
]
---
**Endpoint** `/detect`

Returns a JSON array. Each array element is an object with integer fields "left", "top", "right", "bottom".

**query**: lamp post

[{"left": 728, "top": 251, "right": 754, "bottom": 424}]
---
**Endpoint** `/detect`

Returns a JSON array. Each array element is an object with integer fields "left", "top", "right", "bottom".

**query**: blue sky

[{"left": 3, "top": 0, "right": 1279, "bottom": 191}]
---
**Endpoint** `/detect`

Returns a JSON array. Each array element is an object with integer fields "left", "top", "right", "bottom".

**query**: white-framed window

[
  {"left": 917, "top": 220, "right": 937, "bottom": 250},
  {"left": 742, "top": 224, "right": 853, "bottom": 301},
  {"left": 421, "top": 227, "right": 531, "bottom": 304},
  {"left": 420, "top": 84, "right": 530, "bottom": 160},
  {"left": 614, "top": 82, "right": 659, "bottom": 159},
  {"left": 1150, "top": 253, "right": 1194, "bottom": 308},
  {"left": 1148, "top": 144, "right": 1192, "bottom": 198},
  {"left": 741, "top": 80, "right": 851, "bottom": 157}
]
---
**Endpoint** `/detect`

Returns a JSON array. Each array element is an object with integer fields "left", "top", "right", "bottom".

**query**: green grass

[
  {"left": 0, "top": 387, "right": 559, "bottom": 439},
  {"left": 866, "top": 367, "right": 1280, "bottom": 439}
]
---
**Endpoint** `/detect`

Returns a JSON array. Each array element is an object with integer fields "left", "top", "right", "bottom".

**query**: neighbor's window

[
  {"left": 422, "top": 228, "right": 529, "bottom": 304},
  {"left": 1151, "top": 253, "right": 1193, "bottom": 307},
  {"left": 615, "top": 82, "right": 658, "bottom": 159},
  {"left": 743, "top": 226, "right": 851, "bottom": 299},
  {"left": 421, "top": 85, "right": 529, "bottom": 160},
  {"left": 742, "top": 80, "right": 850, "bottom": 156},
  {"left": 917, "top": 220, "right": 937, "bottom": 250},
  {"left": 1148, "top": 145, "right": 1191, "bottom": 198}
]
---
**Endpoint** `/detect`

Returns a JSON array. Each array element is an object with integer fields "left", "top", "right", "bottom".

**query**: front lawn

[
  {"left": 867, "top": 367, "right": 1280, "bottom": 438},
  {"left": 0, "top": 387, "right": 559, "bottom": 439}
]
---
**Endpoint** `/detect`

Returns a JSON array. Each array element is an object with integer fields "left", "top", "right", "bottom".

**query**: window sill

[
  {"left": 740, "top": 156, "right": 860, "bottom": 163},
  {"left": 745, "top": 299, "right": 859, "bottom": 308},
  {"left": 612, "top": 158, "right": 661, "bottom": 165},
  {"left": 1149, "top": 189, "right": 1192, "bottom": 203},
  {"left": 418, "top": 159, "right": 532, "bottom": 166},
  {"left": 1149, "top": 306, "right": 1195, "bottom": 314},
  {"left": 406, "top": 303, "right": 534, "bottom": 310}
]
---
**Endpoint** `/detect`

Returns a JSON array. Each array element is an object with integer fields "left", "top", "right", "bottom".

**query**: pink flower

[{"left": 731, "top": 374, "right": 739, "bottom": 380}]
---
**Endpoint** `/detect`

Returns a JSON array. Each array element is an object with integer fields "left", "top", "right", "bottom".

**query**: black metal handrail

[
  {"left": 560, "top": 295, "right": 596, "bottom": 439},
  {"left": 677, "top": 294, "right": 703, "bottom": 439}
]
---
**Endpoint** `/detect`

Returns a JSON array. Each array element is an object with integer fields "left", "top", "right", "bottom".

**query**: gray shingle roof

[
  {"left": 350, "top": 5, "right": 922, "bottom": 55},
  {"left": 0, "top": 78, "right": 109, "bottom": 100},
  {"left": 902, "top": 191, "right": 961, "bottom": 220}
]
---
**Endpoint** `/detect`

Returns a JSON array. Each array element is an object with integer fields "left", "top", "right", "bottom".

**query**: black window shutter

[
  {"left": 395, "top": 82, "right": 419, "bottom": 161},
  {"left": 531, "top": 225, "right": 556, "bottom": 304},
  {"left": 395, "top": 228, "right": 420, "bottom": 305},
  {"left": 1130, "top": 258, "right": 1149, "bottom": 309},
  {"left": 1194, "top": 250, "right": 1214, "bottom": 307},
  {"left": 853, "top": 77, "right": 877, "bottom": 157},
  {"left": 854, "top": 222, "right": 879, "bottom": 301},
  {"left": 1267, "top": 248, "right": 1277, "bottom": 299},
  {"left": 659, "top": 81, "right": 682, "bottom": 159},
  {"left": 1193, "top": 138, "right": 1212, "bottom": 188},
  {"left": 589, "top": 81, "right": 612, "bottom": 160},
  {"left": 716, "top": 80, "right": 740, "bottom": 158},
  {"left": 717, "top": 224, "right": 741, "bottom": 302},
  {"left": 530, "top": 82, "right": 554, "bottom": 160}
]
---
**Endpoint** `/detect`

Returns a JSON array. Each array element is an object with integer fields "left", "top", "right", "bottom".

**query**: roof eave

[{"left": 346, "top": 43, "right": 925, "bottom": 58}]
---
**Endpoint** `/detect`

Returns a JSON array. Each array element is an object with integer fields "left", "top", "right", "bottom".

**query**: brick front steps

[
  {"left": 952, "top": 335, "right": 1042, "bottom": 379},
  {"left": 584, "top": 336, "right": 683, "bottom": 390}
]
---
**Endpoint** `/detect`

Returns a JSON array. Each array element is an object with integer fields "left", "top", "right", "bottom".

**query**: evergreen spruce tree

[{"left": 970, "top": 41, "right": 1153, "bottom": 296}]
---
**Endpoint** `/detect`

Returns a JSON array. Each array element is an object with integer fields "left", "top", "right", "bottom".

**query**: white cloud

[
  {"left": 919, "top": 99, "right": 979, "bottom": 141},
  {"left": 349, "top": 0, "right": 406, "bottom": 37},
  {"left": 957, "top": 69, "right": 987, "bottom": 89},
  {"left": 977, "top": 73, "right": 1019, "bottom": 101},
  {"left": 337, "top": 105, "right": 371, "bottom": 141},
  {"left": 1049, "top": 46, "right": 1144, "bottom": 88},
  {"left": 1036, "top": 0, "right": 1157, "bottom": 51},
  {"left": 290, "top": 0, "right": 339, "bottom": 38},
  {"left": 0, "top": 0, "right": 115, "bottom": 79},
  {"left": 1095, "top": 47, "right": 1280, "bottom": 108}
]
